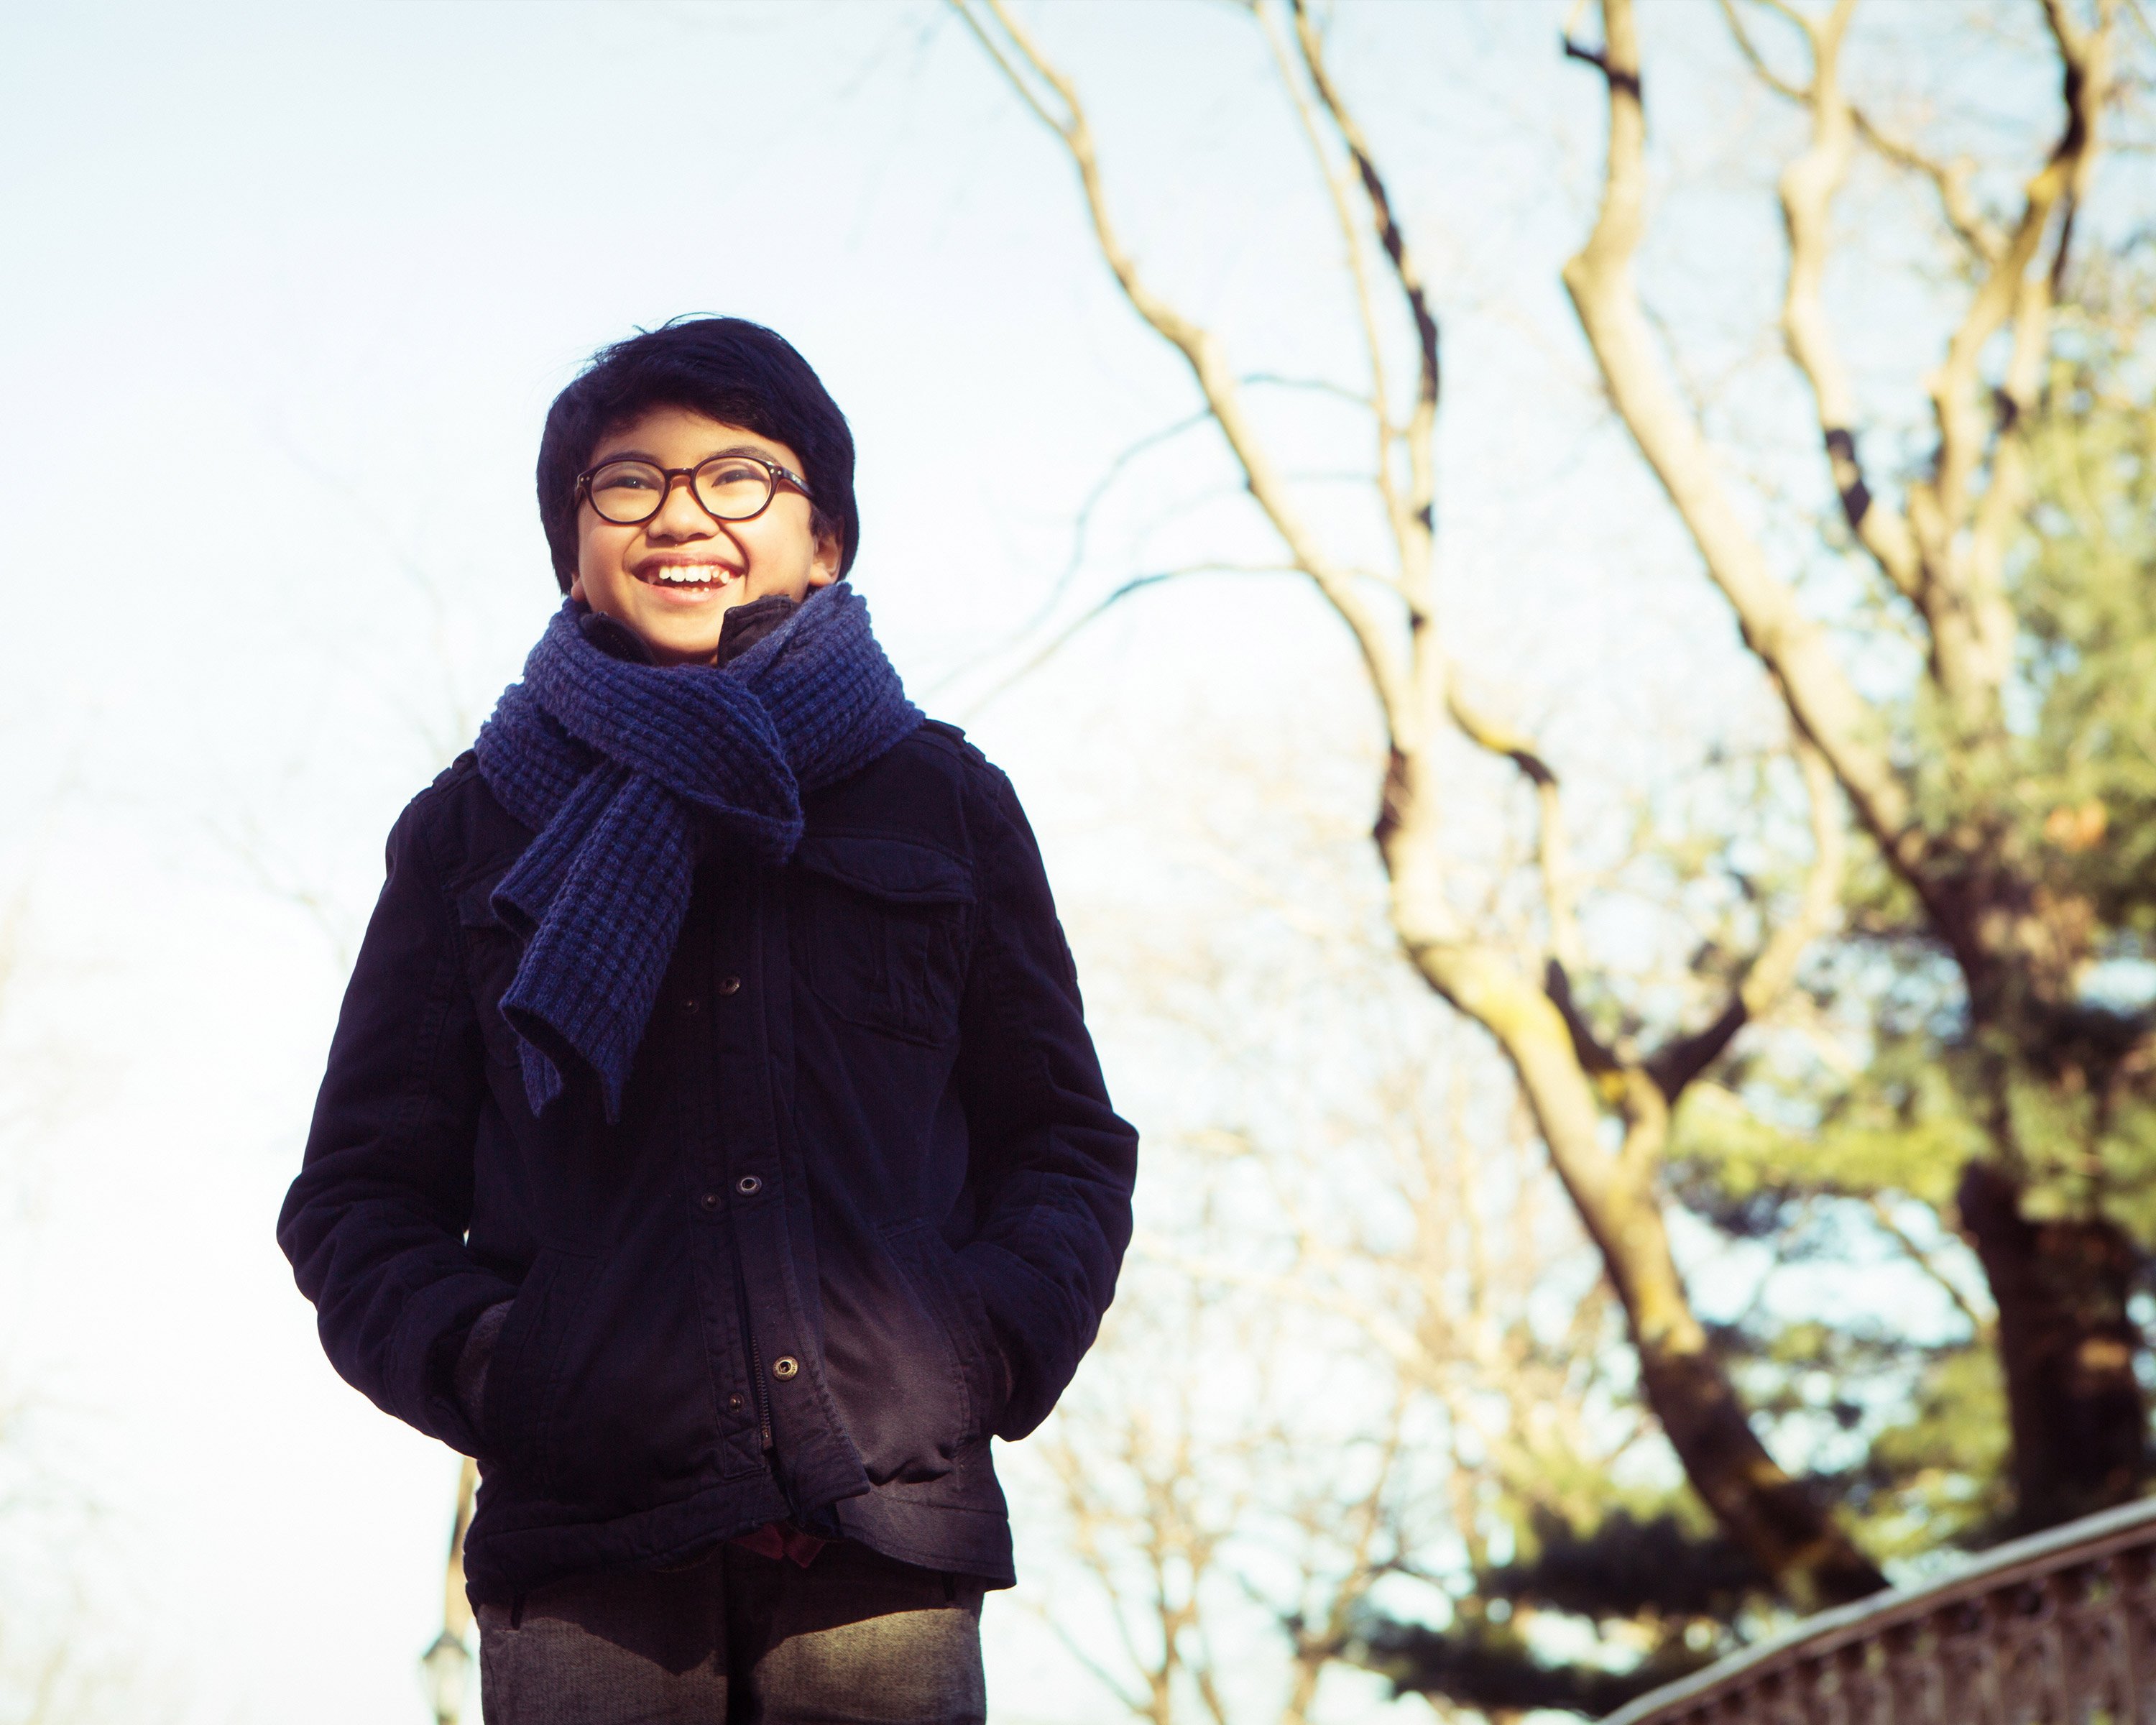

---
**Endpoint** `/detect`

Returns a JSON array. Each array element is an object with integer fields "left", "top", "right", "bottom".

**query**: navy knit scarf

[{"left": 474, "top": 583, "right": 922, "bottom": 1118}]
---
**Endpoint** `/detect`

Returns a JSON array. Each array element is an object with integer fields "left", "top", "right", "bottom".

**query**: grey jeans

[{"left": 476, "top": 1541, "right": 987, "bottom": 1725}]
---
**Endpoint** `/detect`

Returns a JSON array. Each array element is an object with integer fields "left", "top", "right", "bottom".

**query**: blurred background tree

[{"left": 949, "top": 0, "right": 2156, "bottom": 1714}]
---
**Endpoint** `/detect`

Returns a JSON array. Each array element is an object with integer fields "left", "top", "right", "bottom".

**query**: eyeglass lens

[{"left": 586, "top": 457, "right": 778, "bottom": 525}]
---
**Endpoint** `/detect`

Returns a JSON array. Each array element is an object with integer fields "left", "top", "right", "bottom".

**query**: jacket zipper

[
  {"left": 733, "top": 1256, "right": 775, "bottom": 1451},
  {"left": 747, "top": 1328, "right": 774, "bottom": 1451}
]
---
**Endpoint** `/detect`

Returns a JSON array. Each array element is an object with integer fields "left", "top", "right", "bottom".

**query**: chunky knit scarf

[{"left": 474, "top": 584, "right": 922, "bottom": 1118}]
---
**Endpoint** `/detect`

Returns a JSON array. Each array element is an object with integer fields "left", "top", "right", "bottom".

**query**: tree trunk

[{"left": 1958, "top": 1158, "right": 2146, "bottom": 1532}]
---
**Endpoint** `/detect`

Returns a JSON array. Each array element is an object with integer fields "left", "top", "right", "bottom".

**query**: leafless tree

[{"left": 952, "top": 0, "right": 1879, "bottom": 1610}]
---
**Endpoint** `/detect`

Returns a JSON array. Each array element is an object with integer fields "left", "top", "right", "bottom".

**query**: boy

[{"left": 279, "top": 318, "right": 1138, "bottom": 1724}]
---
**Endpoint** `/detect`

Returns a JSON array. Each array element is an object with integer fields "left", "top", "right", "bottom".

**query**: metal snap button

[
  {"left": 717, "top": 975, "right": 742, "bottom": 997},
  {"left": 683, "top": 997, "right": 700, "bottom": 1014},
  {"left": 736, "top": 1174, "right": 763, "bottom": 1196},
  {"left": 771, "top": 1356, "right": 801, "bottom": 1381},
  {"left": 727, "top": 1393, "right": 745, "bottom": 1412},
  {"left": 699, "top": 1191, "right": 720, "bottom": 1211}
]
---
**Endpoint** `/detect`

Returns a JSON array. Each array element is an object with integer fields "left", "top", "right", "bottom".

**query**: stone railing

[{"left": 1604, "top": 1496, "right": 2156, "bottom": 1724}]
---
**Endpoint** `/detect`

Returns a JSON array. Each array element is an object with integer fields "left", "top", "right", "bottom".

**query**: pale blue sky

[{"left": 0, "top": 2, "right": 2087, "bottom": 1719}]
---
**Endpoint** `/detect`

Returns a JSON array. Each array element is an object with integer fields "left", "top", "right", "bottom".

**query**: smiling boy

[{"left": 278, "top": 318, "right": 1138, "bottom": 1724}]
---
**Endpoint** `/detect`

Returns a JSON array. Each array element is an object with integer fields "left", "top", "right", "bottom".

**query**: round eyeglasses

[{"left": 576, "top": 453, "right": 814, "bottom": 528}]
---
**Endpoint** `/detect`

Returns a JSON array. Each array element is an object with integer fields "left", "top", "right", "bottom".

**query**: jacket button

[
  {"left": 727, "top": 1393, "right": 745, "bottom": 1412},
  {"left": 717, "top": 975, "right": 742, "bottom": 997},
  {"left": 771, "top": 1356, "right": 800, "bottom": 1381},
  {"left": 699, "top": 1191, "right": 720, "bottom": 1211},
  {"left": 735, "top": 1174, "right": 763, "bottom": 1196},
  {"left": 683, "top": 997, "right": 700, "bottom": 1014}
]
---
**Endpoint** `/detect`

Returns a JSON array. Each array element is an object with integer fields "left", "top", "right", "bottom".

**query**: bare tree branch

[
  {"left": 1867, "top": 1194, "right": 1993, "bottom": 1341},
  {"left": 1240, "top": 371, "right": 1373, "bottom": 406},
  {"left": 1253, "top": 4, "right": 1414, "bottom": 567},
  {"left": 957, "top": 563, "right": 1302, "bottom": 722},
  {"left": 1851, "top": 111, "right": 2006, "bottom": 263},
  {"left": 1770, "top": 0, "right": 1929, "bottom": 605},
  {"left": 1563, "top": 0, "right": 1925, "bottom": 888},
  {"left": 1444, "top": 689, "right": 1586, "bottom": 975},
  {"left": 952, "top": 0, "right": 1417, "bottom": 732},
  {"left": 1649, "top": 733, "right": 1846, "bottom": 1100},
  {"left": 1723, "top": 0, "right": 2009, "bottom": 259},
  {"left": 1000, "top": 408, "right": 1219, "bottom": 650},
  {"left": 1289, "top": 0, "right": 1442, "bottom": 586},
  {"left": 1900, "top": 0, "right": 2114, "bottom": 723},
  {"left": 1719, "top": 0, "right": 1809, "bottom": 100}
]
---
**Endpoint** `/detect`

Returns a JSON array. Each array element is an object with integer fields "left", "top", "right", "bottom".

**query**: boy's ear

[
  {"left": 808, "top": 528, "right": 842, "bottom": 589},
  {"left": 568, "top": 572, "right": 588, "bottom": 603}
]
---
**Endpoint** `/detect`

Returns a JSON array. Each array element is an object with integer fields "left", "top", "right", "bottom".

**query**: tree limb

[
  {"left": 1723, "top": 0, "right": 2008, "bottom": 260},
  {"left": 1902, "top": 0, "right": 2114, "bottom": 724},
  {"left": 1718, "top": 0, "right": 1808, "bottom": 99},
  {"left": 1443, "top": 686, "right": 1585, "bottom": 975},
  {"left": 952, "top": 0, "right": 1416, "bottom": 734},
  {"left": 958, "top": 563, "right": 1302, "bottom": 720},
  {"left": 1241, "top": 371, "right": 1373, "bottom": 407},
  {"left": 1851, "top": 111, "right": 2005, "bottom": 264},
  {"left": 1771, "top": 0, "right": 1929, "bottom": 605},
  {"left": 1649, "top": 733, "right": 1846, "bottom": 1101},
  {"left": 1253, "top": 4, "right": 1414, "bottom": 573},
  {"left": 1289, "top": 0, "right": 1441, "bottom": 586},
  {"left": 1866, "top": 1194, "right": 1992, "bottom": 1341},
  {"left": 1562, "top": 0, "right": 1926, "bottom": 890}
]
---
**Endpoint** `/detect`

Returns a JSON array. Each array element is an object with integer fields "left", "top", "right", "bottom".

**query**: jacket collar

[{"left": 572, "top": 595, "right": 800, "bottom": 668}]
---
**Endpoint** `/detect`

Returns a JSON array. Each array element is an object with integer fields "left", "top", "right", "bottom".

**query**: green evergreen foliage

[{"left": 1350, "top": 1508, "right": 1759, "bottom": 1713}]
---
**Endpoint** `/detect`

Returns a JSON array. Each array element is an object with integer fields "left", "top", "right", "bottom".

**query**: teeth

[{"left": 651, "top": 566, "right": 727, "bottom": 585}]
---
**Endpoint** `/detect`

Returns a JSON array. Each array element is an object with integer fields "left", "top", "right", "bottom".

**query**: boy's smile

[{"left": 569, "top": 405, "right": 839, "bottom": 666}]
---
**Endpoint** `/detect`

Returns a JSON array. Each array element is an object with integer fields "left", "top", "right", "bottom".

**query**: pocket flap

[
  {"left": 793, "top": 833, "right": 974, "bottom": 906},
  {"left": 455, "top": 876, "right": 506, "bottom": 929}
]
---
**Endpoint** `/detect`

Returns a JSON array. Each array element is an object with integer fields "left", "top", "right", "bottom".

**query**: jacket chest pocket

[{"left": 790, "top": 834, "right": 973, "bottom": 1046}]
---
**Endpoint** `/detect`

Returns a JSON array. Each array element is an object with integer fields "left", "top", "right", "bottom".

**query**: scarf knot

[{"left": 474, "top": 584, "right": 921, "bottom": 1118}]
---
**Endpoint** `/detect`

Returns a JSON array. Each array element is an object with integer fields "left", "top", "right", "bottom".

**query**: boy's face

[{"left": 569, "top": 405, "right": 840, "bottom": 667}]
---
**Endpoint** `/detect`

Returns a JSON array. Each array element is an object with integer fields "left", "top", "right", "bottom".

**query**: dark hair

[{"left": 535, "top": 317, "right": 858, "bottom": 592}]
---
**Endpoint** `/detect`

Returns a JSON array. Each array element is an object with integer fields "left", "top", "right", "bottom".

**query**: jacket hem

[
  {"left": 463, "top": 1473, "right": 790, "bottom": 1604},
  {"left": 834, "top": 1483, "right": 1017, "bottom": 1589}
]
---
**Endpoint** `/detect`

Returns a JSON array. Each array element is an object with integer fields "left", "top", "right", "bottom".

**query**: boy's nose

[{"left": 648, "top": 476, "right": 716, "bottom": 539}]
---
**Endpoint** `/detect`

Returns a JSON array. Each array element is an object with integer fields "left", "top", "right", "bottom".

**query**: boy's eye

[
  {"left": 701, "top": 461, "right": 766, "bottom": 487},
  {"left": 591, "top": 463, "right": 661, "bottom": 494}
]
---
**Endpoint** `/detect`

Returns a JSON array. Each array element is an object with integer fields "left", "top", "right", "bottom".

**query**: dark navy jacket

[{"left": 277, "top": 719, "right": 1137, "bottom": 1603}]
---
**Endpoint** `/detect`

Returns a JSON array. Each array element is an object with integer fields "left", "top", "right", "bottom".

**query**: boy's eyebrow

[
  {"left": 590, "top": 441, "right": 784, "bottom": 466},
  {"left": 704, "top": 443, "right": 783, "bottom": 463}
]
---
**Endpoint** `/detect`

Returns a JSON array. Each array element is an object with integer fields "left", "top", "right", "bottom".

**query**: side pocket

[
  {"left": 479, "top": 1251, "right": 596, "bottom": 1494},
  {"left": 888, "top": 1224, "right": 1005, "bottom": 1446}
]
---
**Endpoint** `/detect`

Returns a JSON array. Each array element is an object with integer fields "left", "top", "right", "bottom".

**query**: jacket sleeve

[
  {"left": 276, "top": 789, "right": 519, "bottom": 1456},
  {"left": 953, "top": 768, "right": 1138, "bottom": 1440}
]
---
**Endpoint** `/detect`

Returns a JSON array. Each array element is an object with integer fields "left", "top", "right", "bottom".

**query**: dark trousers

[{"left": 476, "top": 1540, "right": 987, "bottom": 1724}]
